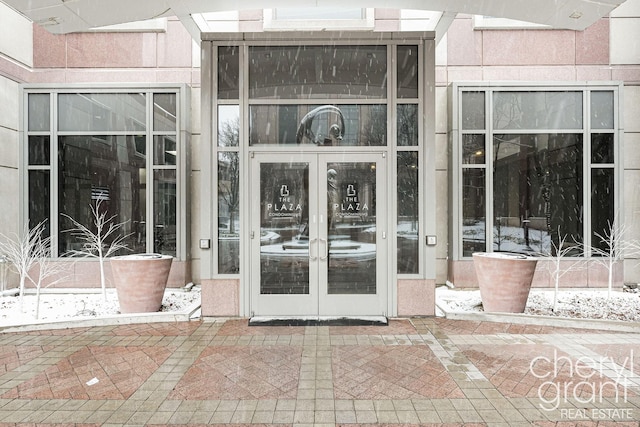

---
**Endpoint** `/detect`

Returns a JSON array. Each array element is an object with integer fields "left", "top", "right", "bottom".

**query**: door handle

[
  {"left": 319, "top": 238, "right": 329, "bottom": 260},
  {"left": 308, "top": 238, "right": 318, "bottom": 261}
]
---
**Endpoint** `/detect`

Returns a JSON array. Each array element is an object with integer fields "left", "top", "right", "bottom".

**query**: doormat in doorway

[{"left": 248, "top": 316, "right": 388, "bottom": 327}]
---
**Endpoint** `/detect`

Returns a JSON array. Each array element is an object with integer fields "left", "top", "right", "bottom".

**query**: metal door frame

[{"left": 250, "top": 151, "right": 387, "bottom": 317}]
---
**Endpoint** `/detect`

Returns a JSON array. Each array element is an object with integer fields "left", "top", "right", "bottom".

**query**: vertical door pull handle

[
  {"left": 319, "top": 238, "right": 329, "bottom": 260},
  {"left": 308, "top": 238, "right": 318, "bottom": 261}
]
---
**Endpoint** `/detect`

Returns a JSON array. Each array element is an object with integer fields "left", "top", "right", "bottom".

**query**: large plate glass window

[
  {"left": 456, "top": 86, "right": 617, "bottom": 258},
  {"left": 25, "top": 89, "right": 182, "bottom": 258}
]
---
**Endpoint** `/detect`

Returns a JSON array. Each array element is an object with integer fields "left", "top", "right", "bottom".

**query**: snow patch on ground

[
  {"left": 437, "top": 287, "right": 640, "bottom": 322},
  {"left": 0, "top": 286, "right": 201, "bottom": 327}
]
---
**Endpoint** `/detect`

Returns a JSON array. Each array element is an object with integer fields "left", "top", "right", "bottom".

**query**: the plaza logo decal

[
  {"left": 333, "top": 183, "right": 368, "bottom": 218},
  {"left": 266, "top": 184, "right": 303, "bottom": 218}
]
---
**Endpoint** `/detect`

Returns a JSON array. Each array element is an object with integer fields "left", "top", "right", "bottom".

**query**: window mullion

[
  {"left": 584, "top": 89, "right": 592, "bottom": 256},
  {"left": 51, "top": 92, "right": 60, "bottom": 257},
  {"left": 485, "top": 89, "right": 493, "bottom": 253},
  {"left": 147, "top": 92, "right": 154, "bottom": 253}
]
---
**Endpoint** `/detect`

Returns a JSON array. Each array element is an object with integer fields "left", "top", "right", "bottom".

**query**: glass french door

[{"left": 250, "top": 152, "right": 387, "bottom": 317}]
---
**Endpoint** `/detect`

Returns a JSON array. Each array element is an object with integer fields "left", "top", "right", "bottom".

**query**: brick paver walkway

[{"left": 0, "top": 317, "right": 639, "bottom": 426}]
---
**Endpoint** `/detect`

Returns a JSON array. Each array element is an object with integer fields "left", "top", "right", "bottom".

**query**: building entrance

[{"left": 250, "top": 152, "right": 387, "bottom": 317}]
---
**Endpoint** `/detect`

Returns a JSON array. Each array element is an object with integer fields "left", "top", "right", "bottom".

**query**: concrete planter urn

[
  {"left": 110, "top": 253, "right": 173, "bottom": 313},
  {"left": 472, "top": 252, "right": 537, "bottom": 313}
]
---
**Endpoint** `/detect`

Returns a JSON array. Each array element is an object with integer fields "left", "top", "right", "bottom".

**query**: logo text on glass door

[
  {"left": 334, "top": 183, "right": 368, "bottom": 218},
  {"left": 266, "top": 184, "right": 303, "bottom": 217}
]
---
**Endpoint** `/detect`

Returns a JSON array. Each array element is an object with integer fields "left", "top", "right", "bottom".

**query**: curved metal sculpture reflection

[{"left": 296, "top": 105, "right": 345, "bottom": 145}]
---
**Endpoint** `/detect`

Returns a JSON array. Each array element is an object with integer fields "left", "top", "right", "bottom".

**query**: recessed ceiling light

[{"left": 569, "top": 11, "right": 583, "bottom": 19}]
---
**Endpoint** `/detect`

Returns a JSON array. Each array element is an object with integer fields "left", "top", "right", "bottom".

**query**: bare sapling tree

[
  {"left": 31, "top": 244, "right": 69, "bottom": 319},
  {"left": 590, "top": 217, "right": 627, "bottom": 299},
  {"left": 0, "top": 221, "right": 49, "bottom": 311},
  {"left": 63, "top": 199, "right": 130, "bottom": 301},
  {"left": 535, "top": 228, "right": 585, "bottom": 312}
]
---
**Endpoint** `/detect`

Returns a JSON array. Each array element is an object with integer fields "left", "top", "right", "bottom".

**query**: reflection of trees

[
  {"left": 218, "top": 153, "right": 239, "bottom": 234},
  {"left": 462, "top": 169, "right": 485, "bottom": 256},
  {"left": 397, "top": 105, "right": 417, "bottom": 146},
  {"left": 462, "top": 134, "right": 485, "bottom": 163},
  {"left": 397, "top": 153, "right": 418, "bottom": 231},
  {"left": 219, "top": 116, "right": 239, "bottom": 148},
  {"left": 493, "top": 93, "right": 523, "bottom": 130},
  {"left": 218, "top": 117, "right": 240, "bottom": 234},
  {"left": 361, "top": 106, "right": 387, "bottom": 146}
]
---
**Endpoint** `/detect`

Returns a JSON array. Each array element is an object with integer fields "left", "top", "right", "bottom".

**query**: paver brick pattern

[
  {"left": 591, "top": 343, "right": 640, "bottom": 375},
  {"left": 169, "top": 346, "right": 302, "bottom": 400},
  {"left": 1, "top": 346, "right": 172, "bottom": 400},
  {"left": 0, "top": 345, "right": 54, "bottom": 375},
  {"left": 108, "top": 321, "right": 202, "bottom": 336},
  {"left": 461, "top": 344, "right": 627, "bottom": 399},
  {"left": 333, "top": 345, "right": 463, "bottom": 400},
  {"left": 0, "top": 318, "right": 638, "bottom": 426},
  {"left": 217, "top": 320, "right": 305, "bottom": 336},
  {"left": 419, "top": 318, "right": 599, "bottom": 336}
]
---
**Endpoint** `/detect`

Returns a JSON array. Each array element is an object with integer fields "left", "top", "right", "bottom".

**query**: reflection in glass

[
  {"left": 153, "top": 93, "right": 177, "bottom": 132},
  {"left": 493, "top": 133, "right": 583, "bottom": 254},
  {"left": 397, "top": 152, "right": 419, "bottom": 274},
  {"left": 591, "top": 91, "right": 614, "bottom": 130},
  {"left": 493, "top": 91, "right": 582, "bottom": 130},
  {"left": 462, "top": 134, "right": 485, "bottom": 164},
  {"left": 218, "top": 46, "right": 239, "bottom": 99},
  {"left": 250, "top": 104, "right": 386, "bottom": 146},
  {"left": 28, "top": 170, "right": 50, "bottom": 238},
  {"left": 154, "top": 170, "right": 177, "bottom": 257},
  {"left": 57, "top": 135, "right": 147, "bottom": 255},
  {"left": 357, "top": 105, "right": 387, "bottom": 146},
  {"left": 28, "top": 135, "right": 50, "bottom": 165},
  {"left": 591, "top": 134, "right": 614, "bottom": 164},
  {"left": 591, "top": 168, "right": 614, "bottom": 254},
  {"left": 218, "top": 105, "right": 239, "bottom": 147},
  {"left": 296, "top": 105, "right": 344, "bottom": 145},
  {"left": 58, "top": 93, "right": 146, "bottom": 132},
  {"left": 397, "top": 46, "right": 418, "bottom": 98},
  {"left": 397, "top": 104, "right": 418, "bottom": 146},
  {"left": 259, "top": 163, "right": 310, "bottom": 294},
  {"left": 462, "top": 169, "right": 485, "bottom": 256},
  {"left": 461, "top": 91, "right": 485, "bottom": 130},
  {"left": 28, "top": 93, "right": 50, "bottom": 132},
  {"left": 218, "top": 152, "right": 240, "bottom": 274},
  {"left": 327, "top": 162, "right": 376, "bottom": 294},
  {"left": 249, "top": 45, "right": 387, "bottom": 99},
  {"left": 154, "top": 135, "right": 177, "bottom": 165}
]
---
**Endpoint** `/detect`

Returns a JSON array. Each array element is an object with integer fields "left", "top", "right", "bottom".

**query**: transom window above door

[{"left": 249, "top": 45, "right": 387, "bottom": 99}]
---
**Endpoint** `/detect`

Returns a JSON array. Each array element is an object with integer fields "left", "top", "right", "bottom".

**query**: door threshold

[{"left": 248, "top": 315, "right": 388, "bottom": 327}]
